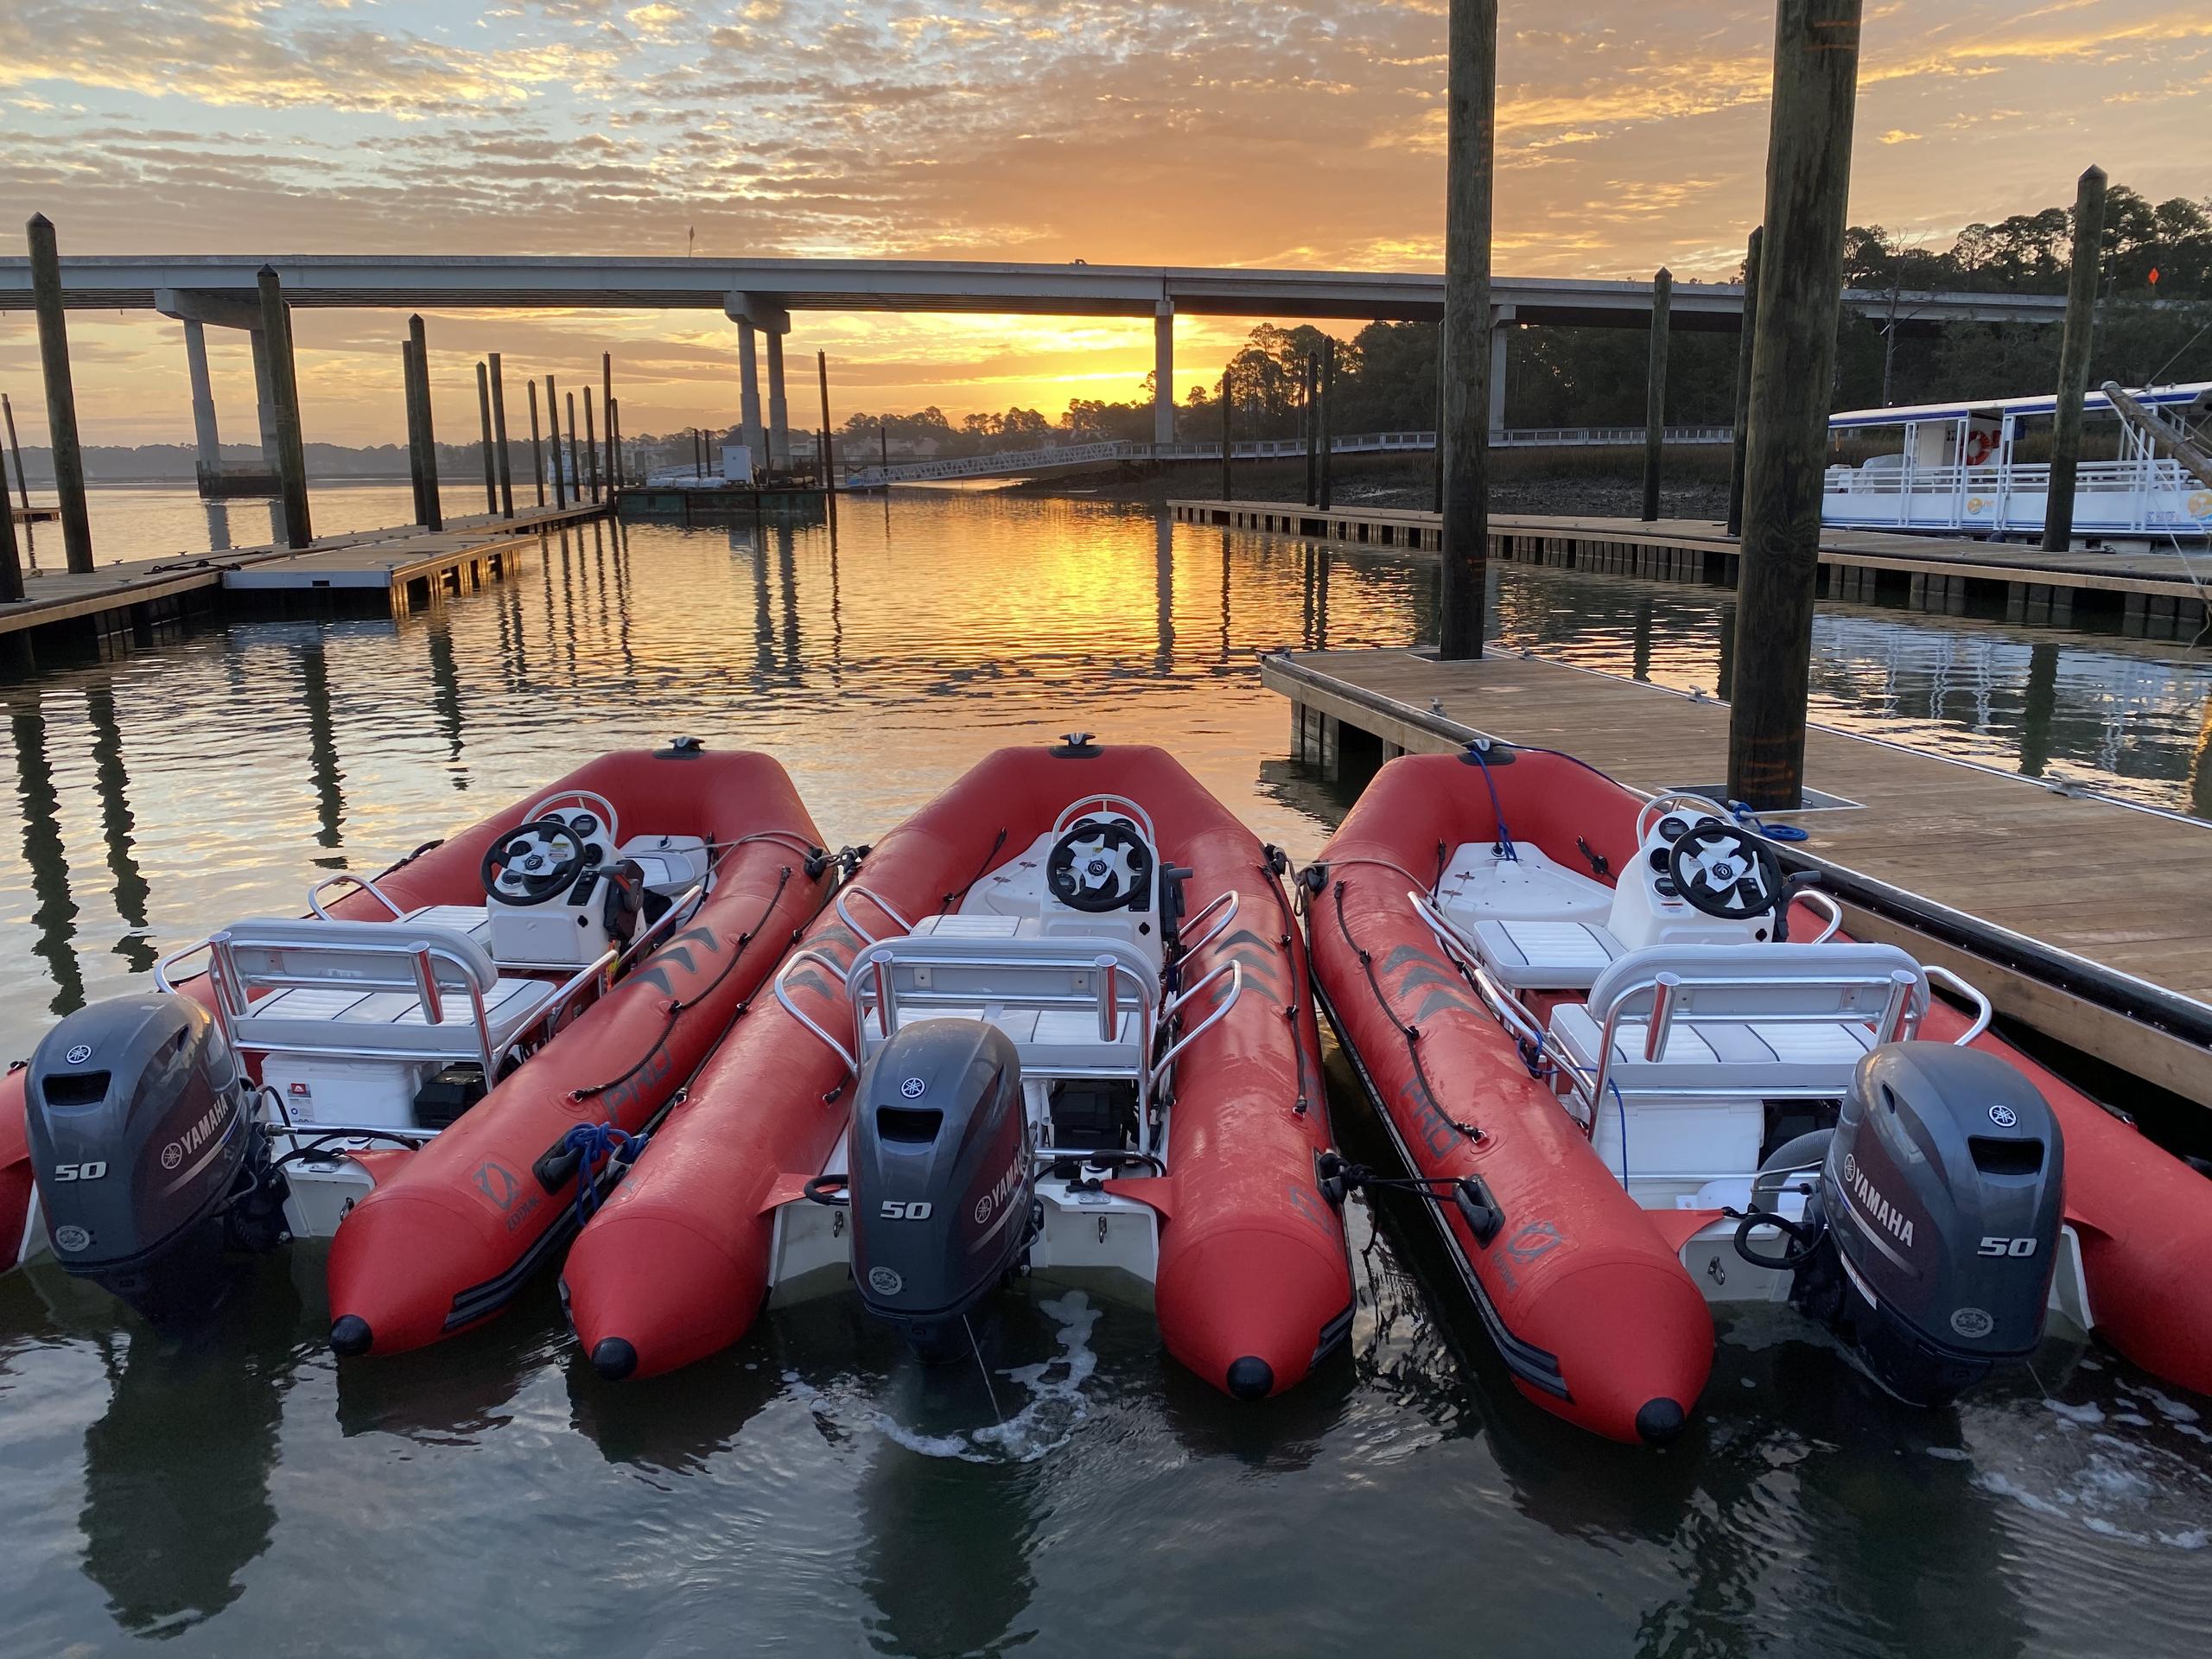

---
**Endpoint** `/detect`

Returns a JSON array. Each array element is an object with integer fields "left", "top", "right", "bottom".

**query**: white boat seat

[
  {"left": 1436, "top": 841, "right": 1614, "bottom": 926},
  {"left": 397, "top": 904, "right": 492, "bottom": 949},
  {"left": 862, "top": 1003, "right": 1144, "bottom": 1075},
  {"left": 1470, "top": 918, "right": 1627, "bottom": 991},
  {"left": 1548, "top": 943, "right": 1930, "bottom": 1099},
  {"left": 210, "top": 917, "right": 557, "bottom": 1063}
]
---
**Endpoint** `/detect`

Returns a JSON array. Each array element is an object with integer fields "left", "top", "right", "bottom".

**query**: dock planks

[{"left": 1262, "top": 645, "right": 2212, "bottom": 1108}]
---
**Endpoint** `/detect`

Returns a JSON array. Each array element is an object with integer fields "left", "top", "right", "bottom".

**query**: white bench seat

[
  {"left": 1471, "top": 918, "right": 1626, "bottom": 991},
  {"left": 1547, "top": 1003, "right": 1876, "bottom": 1096},
  {"left": 243, "top": 977, "right": 556, "bottom": 1058},
  {"left": 863, "top": 1003, "right": 1143, "bottom": 1074}
]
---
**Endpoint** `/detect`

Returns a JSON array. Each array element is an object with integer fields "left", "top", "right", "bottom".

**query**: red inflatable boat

[
  {"left": 3, "top": 746, "right": 830, "bottom": 1351},
  {"left": 563, "top": 739, "right": 1353, "bottom": 1399},
  {"left": 1311, "top": 746, "right": 2212, "bottom": 1444}
]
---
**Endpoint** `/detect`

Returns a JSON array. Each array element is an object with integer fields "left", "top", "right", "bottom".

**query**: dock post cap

[{"left": 26, "top": 211, "right": 53, "bottom": 229}]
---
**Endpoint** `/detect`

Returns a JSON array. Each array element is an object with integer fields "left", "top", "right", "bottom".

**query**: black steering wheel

[
  {"left": 482, "top": 818, "right": 588, "bottom": 906},
  {"left": 1046, "top": 817, "right": 1154, "bottom": 913},
  {"left": 1668, "top": 821, "right": 1783, "bottom": 922}
]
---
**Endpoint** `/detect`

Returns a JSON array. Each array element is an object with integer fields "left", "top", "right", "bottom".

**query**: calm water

[{"left": 3, "top": 490, "right": 2209, "bottom": 1657}]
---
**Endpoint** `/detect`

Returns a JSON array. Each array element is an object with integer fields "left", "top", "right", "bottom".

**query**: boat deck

[{"left": 1262, "top": 645, "right": 2212, "bottom": 1108}]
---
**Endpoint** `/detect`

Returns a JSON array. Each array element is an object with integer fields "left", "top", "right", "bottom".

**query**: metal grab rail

[
  {"left": 772, "top": 947, "right": 861, "bottom": 1075},
  {"left": 1925, "top": 964, "right": 1995, "bottom": 1046},
  {"left": 308, "top": 872, "right": 406, "bottom": 921},
  {"left": 1177, "top": 889, "right": 1239, "bottom": 960},
  {"left": 207, "top": 931, "right": 503, "bottom": 1077},
  {"left": 1051, "top": 791, "right": 1159, "bottom": 847},
  {"left": 154, "top": 938, "right": 213, "bottom": 994},
  {"left": 1411, "top": 893, "right": 1550, "bottom": 1050},
  {"left": 1797, "top": 888, "right": 1845, "bottom": 945},
  {"left": 1155, "top": 963, "right": 1243, "bottom": 1084},
  {"left": 834, "top": 886, "right": 914, "bottom": 945}
]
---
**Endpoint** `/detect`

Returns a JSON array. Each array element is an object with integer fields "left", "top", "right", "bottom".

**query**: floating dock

[
  {"left": 0, "top": 501, "right": 606, "bottom": 661},
  {"left": 1176, "top": 500, "right": 2212, "bottom": 635},
  {"left": 1263, "top": 645, "right": 2212, "bottom": 1111},
  {"left": 9, "top": 505, "right": 57, "bottom": 525}
]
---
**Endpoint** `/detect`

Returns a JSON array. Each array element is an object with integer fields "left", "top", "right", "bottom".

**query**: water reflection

[
  {"left": 83, "top": 685, "right": 156, "bottom": 974},
  {"left": 296, "top": 635, "right": 346, "bottom": 855},
  {"left": 10, "top": 699, "right": 82, "bottom": 1014}
]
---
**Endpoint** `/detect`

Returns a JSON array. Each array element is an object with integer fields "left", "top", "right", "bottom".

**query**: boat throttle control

[
  {"left": 1734, "top": 1041, "right": 2065, "bottom": 1405},
  {"left": 24, "top": 995, "right": 292, "bottom": 1325},
  {"left": 842, "top": 1017, "right": 1039, "bottom": 1363}
]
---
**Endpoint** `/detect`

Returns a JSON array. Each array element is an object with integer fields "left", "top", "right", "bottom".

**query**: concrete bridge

[
  {"left": 844, "top": 425, "right": 1733, "bottom": 486},
  {"left": 0, "top": 251, "right": 2062, "bottom": 497}
]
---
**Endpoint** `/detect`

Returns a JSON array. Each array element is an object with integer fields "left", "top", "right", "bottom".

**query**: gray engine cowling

[
  {"left": 848, "top": 1018, "right": 1036, "bottom": 1361},
  {"left": 25, "top": 995, "right": 287, "bottom": 1325},
  {"left": 1792, "top": 1041, "right": 2065, "bottom": 1404}
]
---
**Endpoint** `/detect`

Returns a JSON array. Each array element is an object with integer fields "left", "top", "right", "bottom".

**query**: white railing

[
  {"left": 843, "top": 425, "right": 1733, "bottom": 486},
  {"left": 1822, "top": 455, "right": 2209, "bottom": 537}
]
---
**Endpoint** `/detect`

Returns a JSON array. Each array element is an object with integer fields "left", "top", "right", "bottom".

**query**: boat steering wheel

[
  {"left": 483, "top": 819, "right": 588, "bottom": 906},
  {"left": 1668, "top": 822, "right": 1783, "bottom": 922},
  {"left": 1046, "top": 816, "right": 1154, "bottom": 913},
  {"left": 524, "top": 788, "right": 621, "bottom": 854}
]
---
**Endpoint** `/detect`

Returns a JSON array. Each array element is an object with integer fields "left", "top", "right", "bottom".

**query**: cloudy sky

[{"left": 1, "top": 0, "right": 2204, "bottom": 444}]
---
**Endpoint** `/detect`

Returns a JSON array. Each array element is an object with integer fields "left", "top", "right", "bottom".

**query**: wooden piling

[
  {"left": 607, "top": 397, "right": 622, "bottom": 491},
  {"left": 1641, "top": 267, "right": 1672, "bottom": 523},
  {"left": 527, "top": 378, "right": 545, "bottom": 507},
  {"left": 816, "top": 349, "right": 839, "bottom": 533},
  {"left": 565, "top": 392, "right": 582, "bottom": 506},
  {"left": 1726, "top": 226, "right": 1764, "bottom": 537},
  {"left": 2, "top": 392, "right": 27, "bottom": 511},
  {"left": 26, "top": 215, "right": 94, "bottom": 573},
  {"left": 601, "top": 352, "right": 614, "bottom": 486},
  {"left": 583, "top": 387, "right": 601, "bottom": 504},
  {"left": 1219, "top": 365, "right": 1233, "bottom": 502},
  {"left": 475, "top": 360, "right": 498, "bottom": 514},
  {"left": 1317, "top": 339, "right": 1337, "bottom": 512},
  {"left": 0, "top": 453, "right": 22, "bottom": 602},
  {"left": 402, "top": 340, "right": 429, "bottom": 524},
  {"left": 1726, "top": 0, "right": 1865, "bottom": 810},
  {"left": 256, "top": 264, "right": 314, "bottom": 548},
  {"left": 545, "top": 377, "right": 568, "bottom": 508},
  {"left": 488, "top": 353, "right": 514, "bottom": 518},
  {"left": 2043, "top": 165, "right": 2107, "bottom": 553},
  {"left": 406, "top": 316, "right": 442, "bottom": 531},
  {"left": 1302, "top": 354, "right": 1318, "bottom": 507},
  {"left": 1438, "top": 0, "right": 1497, "bottom": 659}
]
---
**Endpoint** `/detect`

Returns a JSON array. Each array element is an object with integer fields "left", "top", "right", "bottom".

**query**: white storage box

[{"left": 265, "top": 1053, "right": 435, "bottom": 1130}]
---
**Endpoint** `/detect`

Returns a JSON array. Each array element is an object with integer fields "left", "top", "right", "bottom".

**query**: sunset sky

[{"left": 0, "top": 1, "right": 2204, "bottom": 446}]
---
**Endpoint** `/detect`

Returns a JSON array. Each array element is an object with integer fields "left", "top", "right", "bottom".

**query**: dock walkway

[
  {"left": 1177, "top": 499, "right": 2212, "bottom": 632},
  {"left": 1, "top": 501, "right": 605, "bottom": 646},
  {"left": 1263, "top": 646, "right": 2212, "bottom": 1108}
]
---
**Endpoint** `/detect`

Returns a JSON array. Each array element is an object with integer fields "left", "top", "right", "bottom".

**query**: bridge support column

[
  {"left": 1154, "top": 301, "right": 1175, "bottom": 445},
  {"left": 766, "top": 330, "right": 790, "bottom": 471},
  {"left": 182, "top": 320, "right": 223, "bottom": 497},
  {"left": 737, "top": 320, "right": 765, "bottom": 475},
  {"left": 248, "top": 327, "right": 283, "bottom": 477},
  {"left": 1490, "top": 307, "right": 1511, "bottom": 437}
]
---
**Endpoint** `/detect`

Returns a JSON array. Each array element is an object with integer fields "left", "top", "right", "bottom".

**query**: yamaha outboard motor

[
  {"left": 25, "top": 995, "right": 289, "bottom": 1326},
  {"left": 1743, "top": 1042, "right": 2064, "bottom": 1404},
  {"left": 847, "top": 1018, "right": 1037, "bottom": 1362}
]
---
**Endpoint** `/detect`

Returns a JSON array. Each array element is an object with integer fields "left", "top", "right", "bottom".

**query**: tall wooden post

[
  {"left": 601, "top": 352, "right": 614, "bottom": 486},
  {"left": 3, "top": 393, "right": 29, "bottom": 511},
  {"left": 475, "top": 361, "right": 498, "bottom": 515},
  {"left": 256, "top": 264, "right": 313, "bottom": 548},
  {"left": 2043, "top": 165, "right": 2107, "bottom": 552},
  {"left": 489, "top": 353, "right": 514, "bottom": 518},
  {"left": 1641, "top": 268, "right": 1673, "bottom": 523},
  {"left": 1302, "top": 355, "right": 1319, "bottom": 506},
  {"left": 26, "top": 214, "right": 93, "bottom": 572},
  {"left": 565, "top": 392, "right": 582, "bottom": 504},
  {"left": 607, "top": 398, "right": 622, "bottom": 490},
  {"left": 1219, "top": 365, "right": 1233, "bottom": 502},
  {"left": 527, "top": 379, "right": 545, "bottom": 506},
  {"left": 816, "top": 349, "right": 839, "bottom": 533},
  {"left": 402, "top": 340, "right": 428, "bottom": 524},
  {"left": 406, "top": 315, "right": 442, "bottom": 531},
  {"left": 1726, "top": 226, "right": 1764, "bottom": 537},
  {"left": 0, "top": 455, "right": 22, "bottom": 602},
  {"left": 1438, "top": 0, "right": 1497, "bottom": 659},
  {"left": 1726, "top": 0, "right": 1866, "bottom": 810},
  {"left": 583, "top": 387, "right": 601, "bottom": 504},
  {"left": 1317, "top": 339, "right": 1337, "bottom": 512},
  {"left": 545, "top": 377, "right": 568, "bottom": 508}
]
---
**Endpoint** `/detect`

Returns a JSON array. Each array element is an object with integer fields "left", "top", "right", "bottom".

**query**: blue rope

[
  {"left": 560, "top": 1121, "right": 646, "bottom": 1226},
  {"left": 1465, "top": 743, "right": 1518, "bottom": 861},
  {"left": 1726, "top": 800, "right": 1810, "bottom": 842}
]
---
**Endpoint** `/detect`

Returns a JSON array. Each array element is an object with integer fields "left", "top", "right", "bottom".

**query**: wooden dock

[
  {"left": 0, "top": 501, "right": 605, "bottom": 656},
  {"left": 1263, "top": 645, "right": 2212, "bottom": 1109},
  {"left": 1176, "top": 499, "right": 2212, "bottom": 635},
  {"left": 9, "top": 505, "right": 57, "bottom": 525}
]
